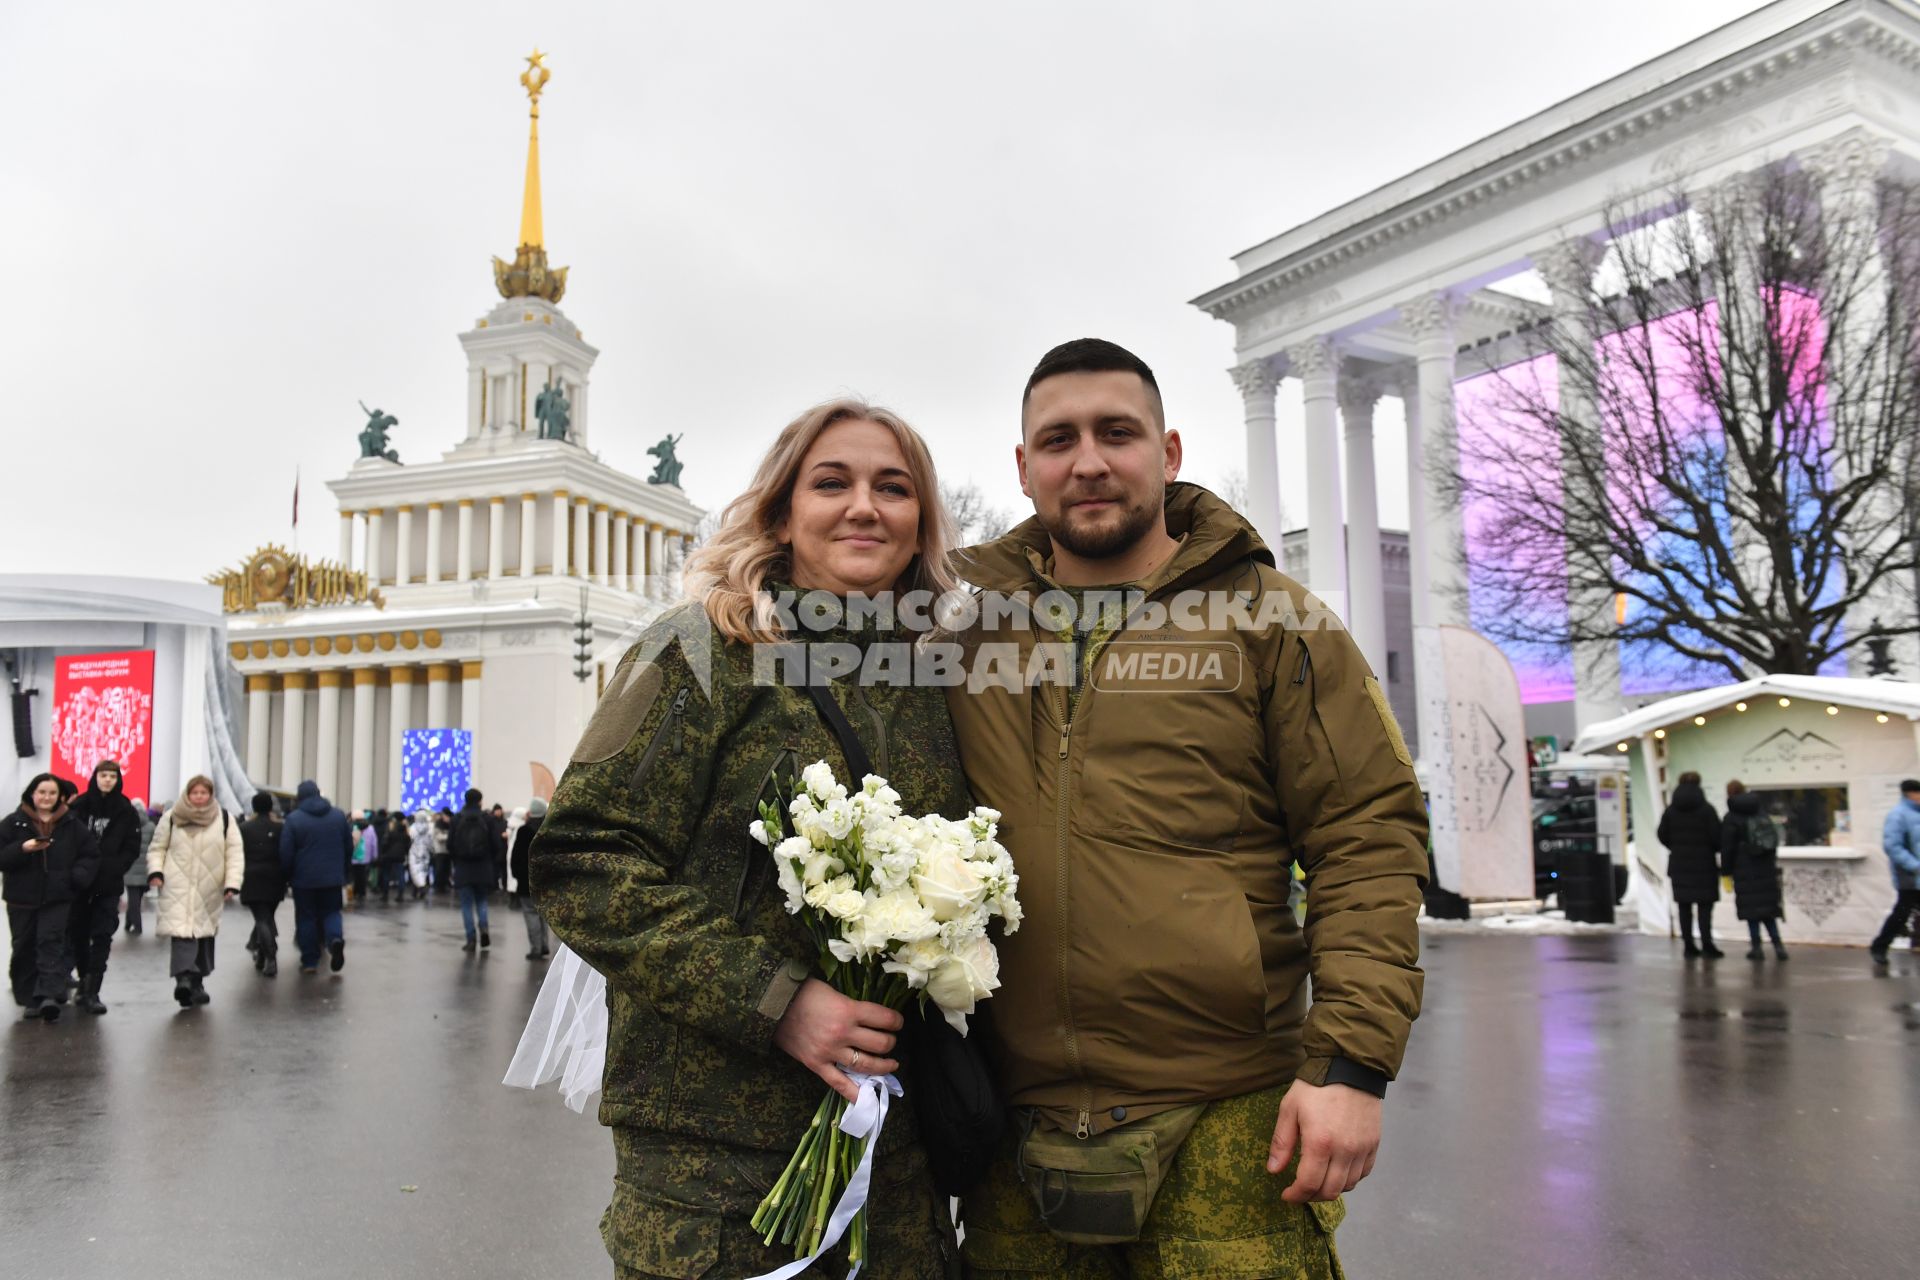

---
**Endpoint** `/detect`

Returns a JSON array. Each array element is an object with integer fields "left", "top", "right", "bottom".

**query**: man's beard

[{"left": 1043, "top": 490, "right": 1163, "bottom": 561}]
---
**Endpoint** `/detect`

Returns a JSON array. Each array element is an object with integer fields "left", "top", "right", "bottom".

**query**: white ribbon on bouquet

[{"left": 744, "top": 1071, "right": 904, "bottom": 1280}]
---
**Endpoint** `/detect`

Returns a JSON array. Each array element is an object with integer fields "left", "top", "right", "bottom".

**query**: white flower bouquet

[{"left": 748, "top": 761, "right": 1020, "bottom": 1269}]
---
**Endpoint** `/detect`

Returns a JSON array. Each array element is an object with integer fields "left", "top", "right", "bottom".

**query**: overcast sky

[{"left": 3, "top": 0, "right": 1770, "bottom": 580}]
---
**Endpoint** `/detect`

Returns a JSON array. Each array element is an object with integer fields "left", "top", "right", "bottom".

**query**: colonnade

[
  {"left": 241, "top": 658, "right": 484, "bottom": 815},
  {"left": 1232, "top": 290, "right": 1472, "bottom": 685},
  {"left": 336, "top": 491, "right": 692, "bottom": 591}
]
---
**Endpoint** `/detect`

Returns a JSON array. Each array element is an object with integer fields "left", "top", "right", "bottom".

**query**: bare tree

[
  {"left": 941, "top": 480, "right": 1015, "bottom": 545},
  {"left": 1443, "top": 159, "right": 1920, "bottom": 680},
  {"left": 1207, "top": 467, "right": 1251, "bottom": 517}
]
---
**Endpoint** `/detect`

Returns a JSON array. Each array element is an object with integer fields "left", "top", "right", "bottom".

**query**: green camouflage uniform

[
  {"left": 532, "top": 602, "right": 971, "bottom": 1279},
  {"left": 962, "top": 1085, "right": 1345, "bottom": 1280}
]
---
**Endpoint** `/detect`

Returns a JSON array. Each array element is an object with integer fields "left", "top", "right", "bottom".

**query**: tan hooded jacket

[{"left": 945, "top": 483, "right": 1429, "bottom": 1137}]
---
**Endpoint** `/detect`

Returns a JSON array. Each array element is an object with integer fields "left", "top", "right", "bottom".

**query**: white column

[
  {"left": 467, "top": 364, "right": 486, "bottom": 438},
  {"left": 1231, "top": 360, "right": 1283, "bottom": 548},
  {"left": 487, "top": 497, "right": 506, "bottom": 579},
  {"left": 315, "top": 671, "right": 343, "bottom": 804},
  {"left": 460, "top": 661, "right": 483, "bottom": 780},
  {"left": 388, "top": 667, "right": 414, "bottom": 810},
  {"left": 456, "top": 499, "right": 475, "bottom": 582},
  {"left": 593, "top": 504, "right": 611, "bottom": 586},
  {"left": 1287, "top": 338, "right": 1347, "bottom": 618},
  {"left": 279, "top": 672, "right": 307, "bottom": 789},
  {"left": 519, "top": 493, "right": 538, "bottom": 578},
  {"left": 647, "top": 524, "right": 666, "bottom": 599},
  {"left": 1338, "top": 371, "right": 1388, "bottom": 675},
  {"left": 1401, "top": 291, "right": 1468, "bottom": 629},
  {"left": 426, "top": 663, "right": 451, "bottom": 730},
  {"left": 1537, "top": 238, "right": 1622, "bottom": 730},
  {"left": 365, "top": 509, "right": 386, "bottom": 584},
  {"left": 550, "top": 490, "right": 570, "bottom": 577},
  {"left": 394, "top": 505, "right": 414, "bottom": 587},
  {"left": 338, "top": 512, "right": 354, "bottom": 566},
  {"left": 425, "top": 503, "right": 444, "bottom": 584},
  {"left": 246, "top": 674, "right": 272, "bottom": 783},
  {"left": 613, "top": 512, "right": 631, "bottom": 590},
  {"left": 1806, "top": 131, "right": 1917, "bottom": 677},
  {"left": 631, "top": 519, "right": 648, "bottom": 591},
  {"left": 350, "top": 668, "right": 376, "bottom": 814},
  {"left": 572, "top": 498, "right": 592, "bottom": 578}
]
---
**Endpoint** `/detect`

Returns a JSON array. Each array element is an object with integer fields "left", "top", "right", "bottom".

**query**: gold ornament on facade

[
  {"left": 314, "top": 637, "right": 334, "bottom": 656},
  {"left": 208, "top": 543, "right": 384, "bottom": 614},
  {"left": 377, "top": 632, "right": 397, "bottom": 651},
  {"left": 423, "top": 629, "right": 443, "bottom": 649},
  {"left": 271, "top": 639, "right": 290, "bottom": 657},
  {"left": 400, "top": 631, "right": 419, "bottom": 649},
  {"left": 293, "top": 637, "right": 312, "bottom": 656},
  {"left": 355, "top": 634, "right": 375, "bottom": 653},
  {"left": 229, "top": 642, "right": 247, "bottom": 660}
]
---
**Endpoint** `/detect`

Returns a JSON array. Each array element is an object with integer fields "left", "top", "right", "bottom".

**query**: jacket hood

[
  {"left": 527, "top": 797, "right": 549, "bottom": 818},
  {"left": 1727, "top": 791, "right": 1762, "bottom": 816},
  {"left": 952, "top": 482, "right": 1271, "bottom": 596},
  {"left": 296, "top": 790, "right": 332, "bottom": 817},
  {"left": 1669, "top": 781, "right": 1709, "bottom": 812},
  {"left": 296, "top": 780, "right": 320, "bottom": 803}
]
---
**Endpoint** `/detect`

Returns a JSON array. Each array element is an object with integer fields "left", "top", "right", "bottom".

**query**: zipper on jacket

[
  {"left": 629, "top": 687, "right": 691, "bottom": 792},
  {"left": 1047, "top": 680, "right": 1094, "bottom": 1139}
]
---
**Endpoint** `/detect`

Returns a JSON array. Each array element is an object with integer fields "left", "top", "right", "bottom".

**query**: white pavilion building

[
  {"left": 216, "top": 54, "right": 702, "bottom": 813},
  {"left": 1192, "top": 0, "right": 1920, "bottom": 754}
]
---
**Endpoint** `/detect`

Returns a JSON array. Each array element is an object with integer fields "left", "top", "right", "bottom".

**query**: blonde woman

[
  {"left": 147, "top": 775, "right": 245, "bottom": 1007},
  {"left": 523, "top": 400, "right": 970, "bottom": 1279}
]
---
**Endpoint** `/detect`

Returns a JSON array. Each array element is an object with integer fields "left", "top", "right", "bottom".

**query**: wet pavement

[{"left": 2, "top": 904, "right": 1916, "bottom": 1279}]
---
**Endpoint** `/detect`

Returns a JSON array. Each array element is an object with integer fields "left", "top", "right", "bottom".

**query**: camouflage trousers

[
  {"left": 961, "top": 1085, "right": 1346, "bottom": 1280},
  {"left": 607, "top": 1127, "right": 955, "bottom": 1280}
]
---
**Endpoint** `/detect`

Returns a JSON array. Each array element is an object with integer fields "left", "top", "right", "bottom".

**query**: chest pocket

[{"left": 734, "top": 746, "right": 802, "bottom": 925}]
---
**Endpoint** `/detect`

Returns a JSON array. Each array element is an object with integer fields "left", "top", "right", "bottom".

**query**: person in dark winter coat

[
  {"left": 67, "top": 760, "right": 143, "bottom": 1014},
  {"left": 279, "top": 779, "right": 352, "bottom": 974},
  {"left": 449, "top": 789, "right": 494, "bottom": 951},
  {"left": 1657, "top": 772, "right": 1725, "bottom": 958},
  {"left": 239, "top": 792, "right": 286, "bottom": 976},
  {"left": 378, "top": 810, "right": 407, "bottom": 903},
  {"left": 488, "top": 803, "right": 510, "bottom": 891},
  {"left": 1, "top": 773, "right": 101, "bottom": 1021},
  {"left": 1721, "top": 779, "right": 1787, "bottom": 960},
  {"left": 508, "top": 797, "right": 548, "bottom": 959}
]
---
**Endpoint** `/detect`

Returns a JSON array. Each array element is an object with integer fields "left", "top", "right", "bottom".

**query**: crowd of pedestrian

[{"left": 3, "top": 760, "right": 552, "bottom": 1023}]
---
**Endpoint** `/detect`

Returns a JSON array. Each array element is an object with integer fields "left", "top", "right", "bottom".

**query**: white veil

[{"left": 502, "top": 943, "right": 608, "bottom": 1113}]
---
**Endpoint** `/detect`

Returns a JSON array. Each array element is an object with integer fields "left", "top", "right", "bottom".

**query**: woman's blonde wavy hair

[{"left": 683, "top": 398, "right": 959, "bottom": 645}]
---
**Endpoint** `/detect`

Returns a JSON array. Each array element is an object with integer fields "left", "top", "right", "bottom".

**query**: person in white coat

[
  {"left": 146, "top": 775, "right": 245, "bottom": 1008},
  {"left": 407, "top": 809, "right": 434, "bottom": 900}
]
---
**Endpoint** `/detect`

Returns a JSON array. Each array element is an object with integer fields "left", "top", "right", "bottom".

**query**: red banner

[{"left": 51, "top": 651, "right": 157, "bottom": 806}]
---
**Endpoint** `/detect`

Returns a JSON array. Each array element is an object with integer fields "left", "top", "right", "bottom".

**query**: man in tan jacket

[{"left": 946, "top": 338, "right": 1429, "bottom": 1277}]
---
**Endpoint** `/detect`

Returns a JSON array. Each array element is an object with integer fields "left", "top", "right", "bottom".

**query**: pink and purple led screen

[{"left": 1454, "top": 291, "right": 1844, "bottom": 705}]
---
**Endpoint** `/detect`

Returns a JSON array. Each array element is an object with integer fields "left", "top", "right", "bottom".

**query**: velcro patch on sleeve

[
  {"left": 571, "top": 659, "right": 665, "bottom": 764},
  {"left": 1365, "top": 675, "right": 1413, "bottom": 767}
]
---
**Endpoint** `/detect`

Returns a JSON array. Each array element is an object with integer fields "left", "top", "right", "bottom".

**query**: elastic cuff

[{"left": 1293, "top": 1055, "right": 1390, "bottom": 1097}]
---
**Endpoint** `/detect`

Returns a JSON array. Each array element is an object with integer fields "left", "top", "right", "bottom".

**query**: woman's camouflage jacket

[{"left": 531, "top": 601, "right": 970, "bottom": 1152}]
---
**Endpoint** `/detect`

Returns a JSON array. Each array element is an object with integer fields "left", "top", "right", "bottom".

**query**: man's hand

[
  {"left": 147, "top": 874, "right": 164, "bottom": 891},
  {"left": 1268, "top": 1078, "right": 1382, "bottom": 1203},
  {"left": 771, "top": 977, "right": 904, "bottom": 1104}
]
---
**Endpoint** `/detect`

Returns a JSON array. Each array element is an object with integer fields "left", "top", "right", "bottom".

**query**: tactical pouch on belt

[{"left": 1017, "top": 1104, "right": 1206, "bottom": 1245}]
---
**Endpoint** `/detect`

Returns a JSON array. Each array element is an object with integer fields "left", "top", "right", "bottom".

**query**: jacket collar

[{"left": 952, "top": 482, "right": 1272, "bottom": 598}]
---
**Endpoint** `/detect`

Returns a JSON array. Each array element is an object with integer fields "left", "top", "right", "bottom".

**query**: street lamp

[{"left": 573, "top": 588, "right": 594, "bottom": 683}]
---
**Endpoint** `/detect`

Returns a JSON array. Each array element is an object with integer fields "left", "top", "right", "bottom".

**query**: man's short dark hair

[
  {"left": 465, "top": 788, "right": 483, "bottom": 807},
  {"left": 251, "top": 792, "right": 274, "bottom": 815},
  {"left": 1022, "top": 338, "right": 1163, "bottom": 429},
  {"left": 1902, "top": 778, "right": 1920, "bottom": 795}
]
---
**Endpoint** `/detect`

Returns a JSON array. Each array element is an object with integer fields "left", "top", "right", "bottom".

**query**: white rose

[
  {"left": 774, "top": 855, "right": 805, "bottom": 914},
  {"left": 749, "top": 819, "right": 770, "bottom": 847},
  {"left": 825, "top": 887, "right": 867, "bottom": 921},
  {"left": 882, "top": 937, "right": 947, "bottom": 988},
  {"left": 915, "top": 846, "right": 987, "bottom": 923},
  {"left": 801, "top": 851, "right": 844, "bottom": 887},
  {"left": 925, "top": 934, "right": 1001, "bottom": 1034},
  {"left": 865, "top": 890, "right": 939, "bottom": 945},
  {"left": 804, "top": 881, "right": 834, "bottom": 912}
]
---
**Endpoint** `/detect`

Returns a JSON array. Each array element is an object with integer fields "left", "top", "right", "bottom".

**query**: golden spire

[
  {"left": 494, "top": 48, "right": 568, "bottom": 304},
  {"left": 518, "top": 48, "right": 549, "bottom": 248}
]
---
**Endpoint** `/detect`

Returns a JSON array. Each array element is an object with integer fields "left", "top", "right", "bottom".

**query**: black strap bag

[{"left": 801, "top": 681, "right": 1004, "bottom": 1196}]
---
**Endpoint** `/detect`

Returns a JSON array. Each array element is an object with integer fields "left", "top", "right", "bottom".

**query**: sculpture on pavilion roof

[
  {"left": 647, "top": 434, "right": 685, "bottom": 488},
  {"left": 208, "top": 544, "right": 384, "bottom": 614},
  {"left": 534, "top": 381, "right": 572, "bottom": 441},
  {"left": 492, "top": 49, "right": 570, "bottom": 305},
  {"left": 357, "top": 401, "right": 400, "bottom": 462}
]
